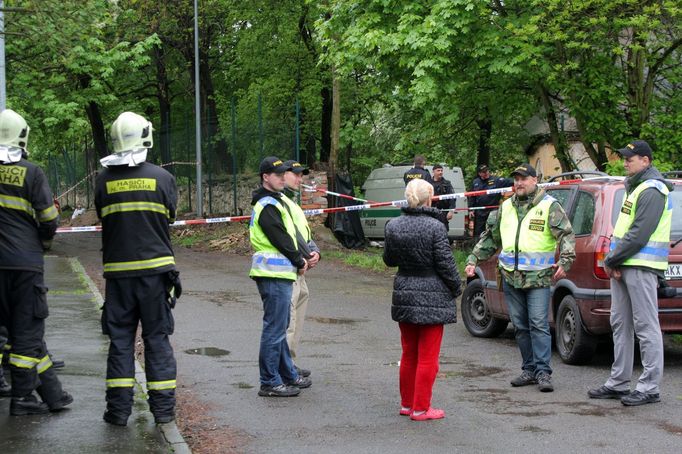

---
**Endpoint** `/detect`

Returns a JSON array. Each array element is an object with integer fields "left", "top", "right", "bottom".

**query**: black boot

[
  {"left": 0, "top": 375, "right": 11, "bottom": 397},
  {"left": 103, "top": 410, "right": 128, "bottom": 426},
  {"left": 48, "top": 391, "right": 74, "bottom": 411},
  {"left": 10, "top": 394, "right": 50, "bottom": 416}
]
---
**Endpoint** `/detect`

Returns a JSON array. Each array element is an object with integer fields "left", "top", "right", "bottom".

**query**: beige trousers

[{"left": 286, "top": 274, "right": 309, "bottom": 359}]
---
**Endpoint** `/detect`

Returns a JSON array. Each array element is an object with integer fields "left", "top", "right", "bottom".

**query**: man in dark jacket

[
  {"left": 95, "top": 111, "right": 180, "bottom": 426},
  {"left": 431, "top": 164, "right": 456, "bottom": 232},
  {"left": 403, "top": 155, "right": 433, "bottom": 185},
  {"left": 469, "top": 164, "right": 513, "bottom": 238},
  {"left": 589, "top": 140, "right": 672, "bottom": 406},
  {"left": 249, "top": 157, "right": 311, "bottom": 397},
  {"left": 0, "top": 109, "right": 72, "bottom": 415}
]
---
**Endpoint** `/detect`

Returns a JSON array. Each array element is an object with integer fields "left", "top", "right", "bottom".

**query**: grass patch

[
  {"left": 453, "top": 247, "right": 472, "bottom": 271},
  {"left": 326, "top": 249, "right": 389, "bottom": 273},
  {"left": 672, "top": 334, "right": 682, "bottom": 345},
  {"left": 325, "top": 242, "right": 473, "bottom": 275}
]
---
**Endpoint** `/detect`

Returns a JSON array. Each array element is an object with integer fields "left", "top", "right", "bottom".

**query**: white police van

[{"left": 360, "top": 164, "right": 468, "bottom": 240}]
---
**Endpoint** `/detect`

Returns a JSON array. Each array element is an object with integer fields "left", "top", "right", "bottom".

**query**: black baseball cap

[
  {"left": 477, "top": 164, "right": 489, "bottom": 172},
  {"left": 283, "top": 159, "right": 310, "bottom": 175},
  {"left": 617, "top": 140, "right": 653, "bottom": 159},
  {"left": 259, "top": 156, "right": 290, "bottom": 175},
  {"left": 510, "top": 164, "right": 537, "bottom": 178},
  {"left": 432, "top": 163, "right": 444, "bottom": 170}
]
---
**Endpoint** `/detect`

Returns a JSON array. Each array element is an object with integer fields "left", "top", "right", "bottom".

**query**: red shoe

[
  {"left": 399, "top": 407, "right": 411, "bottom": 416},
  {"left": 410, "top": 407, "right": 445, "bottom": 421}
]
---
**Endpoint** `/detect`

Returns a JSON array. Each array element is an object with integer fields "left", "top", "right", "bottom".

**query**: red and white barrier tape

[
  {"left": 56, "top": 170, "right": 98, "bottom": 200},
  {"left": 56, "top": 179, "right": 581, "bottom": 233},
  {"left": 302, "top": 184, "right": 376, "bottom": 204}
]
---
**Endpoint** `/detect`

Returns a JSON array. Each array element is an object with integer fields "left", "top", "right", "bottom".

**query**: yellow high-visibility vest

[
  {"left": 611, "top": 179, "right": 672, "bottom": 270},
  {"left": 249, "top": 196, "right": 298, "bottom": 280},
  {"left": 498, "top": 195, "right": 557, "bottom": 271}
]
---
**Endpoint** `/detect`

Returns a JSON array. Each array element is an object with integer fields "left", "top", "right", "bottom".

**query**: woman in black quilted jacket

[{"left": 383, "top": 178, "right": 462, "bottom": 421}]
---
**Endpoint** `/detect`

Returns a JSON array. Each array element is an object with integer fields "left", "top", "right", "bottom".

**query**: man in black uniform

[
  {"left": 431, "top": 164, "right": 456, "bottom": 232},
  {"left": 403, "top": 155, "right": 433, "bottom": 185},
  {"left": 0, "top": 109, "right": 72, "bottom": 415},
  {"left": 95, "top": 111, "right": 180, "bottom": 426},
  {"left": 468, "top": 164, "right": 513, "bottom": 238}
]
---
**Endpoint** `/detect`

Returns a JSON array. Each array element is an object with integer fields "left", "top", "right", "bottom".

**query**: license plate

[{"left": 666, "top": 264, "right": 682, "bottom": 280}]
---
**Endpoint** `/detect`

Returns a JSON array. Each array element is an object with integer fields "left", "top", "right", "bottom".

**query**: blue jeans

[
  {"left": 256, "top": 278, "right": 298, "bottom": 387},
  {"left": 503, "top": 282, "right": 552, "bottom": 376}
]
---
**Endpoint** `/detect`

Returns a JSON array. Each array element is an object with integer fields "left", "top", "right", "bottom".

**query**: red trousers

[{"left": 398, "top": 323, "right": 444, "bottom": 412}]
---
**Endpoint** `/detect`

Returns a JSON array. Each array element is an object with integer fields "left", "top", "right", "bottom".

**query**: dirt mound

[{"left": 67, "top": 209, "right": 100, "bottom": 227}]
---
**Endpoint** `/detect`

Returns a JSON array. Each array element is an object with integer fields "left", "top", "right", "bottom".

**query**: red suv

[{"left": 461, "top": 172, "right": 682, "bottom": 364}]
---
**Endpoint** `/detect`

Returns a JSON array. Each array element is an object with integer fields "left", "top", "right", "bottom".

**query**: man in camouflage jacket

[{"left": 465, "top": 164, "right": 575, "bottom": 392}]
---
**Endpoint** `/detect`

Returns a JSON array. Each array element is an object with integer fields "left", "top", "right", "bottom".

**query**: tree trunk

[
  {"left": 329, "top": 70, "right": 340, "bottom": 192},
  {"left": 476, "top": 116, "right": 492, "bottom": 167},
  {"left": 78, "top": 75, "right": 108, "bottom": 159},
  {"left": 574, "top": 114, "right": 608, "bottom": 171},
  {"left": 199, "top": 49, "right": 230, "bottom": 173},
  {"left": 320, "top": 86, "right": 332, "bottom": 163},
  {"left": 538, "top": 84, "right": 572, "bottom": 173}
]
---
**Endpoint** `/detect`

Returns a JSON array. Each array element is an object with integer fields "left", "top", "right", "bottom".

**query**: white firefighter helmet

[
  {"left": 110, "top": 111, "right": 153, "bottom": 153},
  {"left": 0, "top": 109, "right": 30, "bottom": 150}
]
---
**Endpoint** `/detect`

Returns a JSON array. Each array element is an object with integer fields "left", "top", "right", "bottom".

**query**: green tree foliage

[
  {"left": 318, "top": 0, "right": 682, "bottom": 177},
  {"left": 3, "top": 0, "right": 681, "bottom": 197},
  {"left": 5, "top": 0, "right": 158, "bottom": 164}
]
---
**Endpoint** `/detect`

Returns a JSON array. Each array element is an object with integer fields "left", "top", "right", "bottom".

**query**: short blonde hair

[{"left": 405, "top": 179, "right": 434, "bottom": 208}]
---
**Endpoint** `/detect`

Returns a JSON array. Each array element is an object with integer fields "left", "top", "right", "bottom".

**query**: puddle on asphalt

[
  {"left": 184, "top": 347, "right": 231, "bottom": 357},
  {"left": 519, "top": 425, "right": 552, "bottom": 434},
  {"left": 307, "top": 316, "right": 365, "bottom": 325}
]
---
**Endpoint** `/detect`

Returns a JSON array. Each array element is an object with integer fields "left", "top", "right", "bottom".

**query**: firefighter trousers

[
  {"left": 102, "top": 273, "right": 176, "bottom": 419},
  {"left": 0, "top": 270, "right": 64, "bottom": 403}
]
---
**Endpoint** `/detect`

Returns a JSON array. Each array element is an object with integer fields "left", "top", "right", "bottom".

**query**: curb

[{"left": 69, "top": 258, "right": 192, "bottom": 454}]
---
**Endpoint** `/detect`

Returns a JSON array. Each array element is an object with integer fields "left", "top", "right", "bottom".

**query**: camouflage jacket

[{"left": 466, "top": 187, "right": 576, "bottom": 289}]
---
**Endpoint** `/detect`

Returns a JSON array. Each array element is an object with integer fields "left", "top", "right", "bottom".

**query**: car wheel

[
  {"left": 461, "top": 279, "right": 508, "bottom": 338},
  {"left": 555, "top": 295, "right": 597, "bottom": 365}
]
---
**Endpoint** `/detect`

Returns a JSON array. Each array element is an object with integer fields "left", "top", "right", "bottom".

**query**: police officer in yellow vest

[
  {"left": 466, "top": 164, "right": 575, "bottom": 393},
  {"left": 588, "top": 140, "right": 672, "bottom": 406},
  {"left": 282, "top": 160, "right": 320, "bottom": 378},
  {"left": 250, "top": 157, "right": 312, "bottom": 397}
]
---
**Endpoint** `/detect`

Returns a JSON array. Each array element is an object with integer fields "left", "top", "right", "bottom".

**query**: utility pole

[
  {"left": 0, "top": 0, "right": 7, "bottom": 110},
  {"left": 193, "top": 0, "right": 203, "bottom": 217}
]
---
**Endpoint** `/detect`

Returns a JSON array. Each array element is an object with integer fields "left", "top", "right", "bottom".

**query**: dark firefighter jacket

[
  {"left": 0, "top": 158, "right": 59, "bottom": 271},
  {"left": 95, "top": 162, "right": 177, "bottom": 279}
]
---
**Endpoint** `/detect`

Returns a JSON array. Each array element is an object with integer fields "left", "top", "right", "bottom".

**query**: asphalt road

[{"left": 54, "top": 234, "right": 682, "bottom": 453}]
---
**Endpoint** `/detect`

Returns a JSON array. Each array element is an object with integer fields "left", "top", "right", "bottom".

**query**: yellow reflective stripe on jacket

[
  {"left": 37, "top": 355, "right": 53, "bottom": 374},
  {"left": 147, "top": 379, "right": 176, "bottom": 391},
  {"left": 9, "top": 353, "right": 40, "bottom": 369},
  {"left": 106, "top": 378, "right": 136, "bottom": 388},
  {"left": 0, "top": 193, "right": 34, "bottom": 216},
  {"left": 3, "top": 343, "right": 11, "bottom": 351},
  {"left": 101, "top": 201, "right": 170, "bottom": 218},
  {"left": 104, "top": 256, "right": 175, "bottom": 273},
  {"left": 37, "top": 204, "right": 59, "bottom": 222}
]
